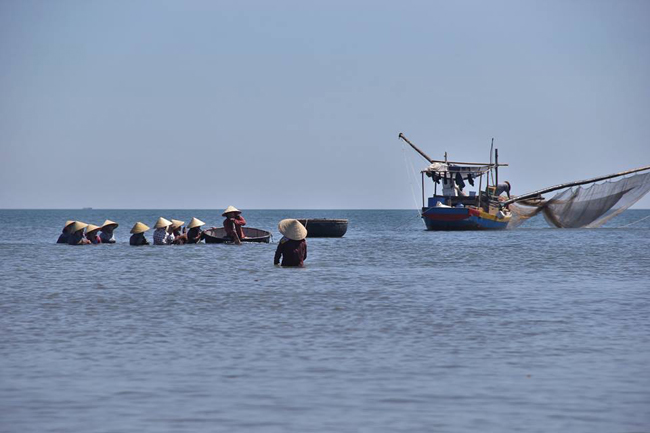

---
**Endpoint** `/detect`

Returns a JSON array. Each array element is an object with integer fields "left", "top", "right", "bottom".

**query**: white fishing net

[{"left": 508, "top": 171, "right": 650, "bottom": 228}]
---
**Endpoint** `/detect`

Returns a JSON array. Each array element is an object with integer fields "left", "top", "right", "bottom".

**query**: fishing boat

[
  {"left": 399, "top": 133, "right": 512, "bottom": 230},
  {"left": 296, "top": 219, "right": 348, "bottom": 237},
  {"left": 400, "top": 133, "right": 650, "bottom": 230},
  {"left": 203, "top": 227, "right": 271, "bottom": 243}
]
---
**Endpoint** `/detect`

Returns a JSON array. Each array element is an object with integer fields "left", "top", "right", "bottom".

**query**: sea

[{"left": 1, "top": 209, "right": 649, "bottom": 433}]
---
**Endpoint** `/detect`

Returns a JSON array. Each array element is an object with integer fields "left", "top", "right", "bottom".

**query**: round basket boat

[
  {"left": 203, "top": 227, "right": 271, "bottom": 244},
  {"left": 296, "top": 219, "right": 348, "bottom": 238}
]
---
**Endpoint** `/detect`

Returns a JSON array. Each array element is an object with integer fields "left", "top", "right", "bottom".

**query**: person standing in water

[
  {"left": 222, "top": 206, "right": 246, "bottom": 245},
  {"left": 170, "top": 219, "right": 187, "bottom": 244},
  {"left": 99, "top": 220, "right": 118, "bottom": 243},
  {"left": 129, "top": 222, "right": 150, "bottom": 246},
  {"left": 68, "top": 222, "right": 91, "bottom": 245},
  {"left": 152, "top": 217, "right": 174, "bottom": 245},
  {"left": 85, "top": 224, "right": 102, "bottom": 244},
  {"left": 186, "top": 218, "right": 205, "bottom": 244},
  {"left": 274, "top": 219, "right": 308, "bottom": 267},
  {"left": 57, "top": 220, "right": 75, "bottom": 243}
]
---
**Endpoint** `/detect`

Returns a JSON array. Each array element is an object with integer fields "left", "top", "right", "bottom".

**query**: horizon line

[
  {"left": 0, "top": 208, "right": 425, "bottom": 211},
  {"left": 1, "top": 207, "right": 649, "bottom": 211}
]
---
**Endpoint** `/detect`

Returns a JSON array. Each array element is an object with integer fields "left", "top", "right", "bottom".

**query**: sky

[{"left": 1, "top": 0, "right": 649, "bottom": 209}]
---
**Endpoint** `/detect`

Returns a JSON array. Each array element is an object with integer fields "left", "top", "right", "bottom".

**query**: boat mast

[{"left": 495, "top": 146, "right": 499, "bottom": 188}]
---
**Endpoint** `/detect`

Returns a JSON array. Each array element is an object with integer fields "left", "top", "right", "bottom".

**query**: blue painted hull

[{"left": 421, "top": 207, "right": 509, "bottom": 231}]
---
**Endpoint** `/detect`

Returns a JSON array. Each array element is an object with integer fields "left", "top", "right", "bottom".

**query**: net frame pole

[{"left": 502, "top": 165, "right": 650, "bottom": 206}]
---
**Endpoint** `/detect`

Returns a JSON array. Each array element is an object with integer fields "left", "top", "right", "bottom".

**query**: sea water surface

[{"left": 1, "top": 209, "right": 649, "bottom": 433}]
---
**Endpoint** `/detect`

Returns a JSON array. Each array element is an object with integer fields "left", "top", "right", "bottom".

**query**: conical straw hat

[
  {"left": 154, "top": 217, "right": 172, "bottom": 229},
  {"left": 222, "top": 205, "right": 241, "bottom": 216},
  {"left": 101, "top": 219, "right": 119, "bottom": 229},
  {"left": 64, "top": 220, "right": 75, "bottom": 228},
  {"left": 86, "top": 224, "right": 101, "bottom": 234},
  {"left": 70, "top": 221, "right": 88, "bottom": 233},
  {"left": 130, "top": 222, "right": 150, "bottom": 234},
  {"left": 278, "top": 219, "right": 307, "bottom": 241},
  {"left": 171, "top": 219, "right": 185, "bottom": 229},
  {"left": 187, "top": 217, "right": 205, "bottom": 229}
]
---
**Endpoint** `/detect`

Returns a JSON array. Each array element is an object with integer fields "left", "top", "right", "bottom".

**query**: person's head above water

[
  {"left": 278, "top": 219, "right": 308, "bottom": 241},
  {"left": 86, "top": 224, "right": 101, "bottom": 237},
  {"left": 62, "top": 220, "right": 74, "bottom": 233},
  {"left": 170, "top": 219, "right": 184, "bottom": 233},
  {"left": 100, "top": 220, "right": 119, "bottom": 234},
  {"left": 187, "top": 218, "right": 205, "bottom": 230},
  {"left": 153, "top": 217, "right": 172, "bottom": 230},
  {"left": 130, "top": 222, "right": 150, "bottom": 235},
  {"left": 69, "top": 221, "right": 88, "bottom": 235},
  {"left": 222, "top": 206, "right": 241, "bottom": 218}
]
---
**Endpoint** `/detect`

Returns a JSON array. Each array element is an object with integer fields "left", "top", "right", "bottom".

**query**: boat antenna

[
  {"left": 398, "top": 133, "right": 435, "bottom": 163},
  {"left": 489, "top": 139, "right": 493, "bottom": 165},
  {"left": 485, "top": 138, "right": 494, "bottom": 187},
  {"left": 490, "top": 137, "right": 496, "bottom": 186}
]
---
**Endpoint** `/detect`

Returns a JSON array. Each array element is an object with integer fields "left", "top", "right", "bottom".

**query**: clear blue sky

[{"left": 1, "top": 0, "right": 649, "bottom": 209}]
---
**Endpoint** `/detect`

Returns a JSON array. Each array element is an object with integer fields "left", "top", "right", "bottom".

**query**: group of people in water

[{"left": 56, "top": 206, "right": 308, "bottom": 266}]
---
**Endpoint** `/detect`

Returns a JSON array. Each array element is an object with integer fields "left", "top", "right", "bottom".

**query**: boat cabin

[{"left": 420, "top": 156, "right": 507, "bottom": 214}]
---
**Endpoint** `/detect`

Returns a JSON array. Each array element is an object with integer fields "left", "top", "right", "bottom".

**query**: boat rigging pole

[
  {"left": 398, "top": 133, "right": 434, "bottom": 163},
  {"left": 398, "top": 133, "right": 508, "bottom": 166},
  {"left": 501, "top": 164, "right": 650, "bottom": 207}
]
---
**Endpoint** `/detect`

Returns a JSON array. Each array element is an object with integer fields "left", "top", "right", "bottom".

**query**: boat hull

[
  {"left": 203, "top": 227, "right": 271, "bottom": 243},
  {"left": 296, "top": 219, "right": 348, "bottom": 238},
  {"left": 422, "top": 207, "right": 510, "bottom": 231}
]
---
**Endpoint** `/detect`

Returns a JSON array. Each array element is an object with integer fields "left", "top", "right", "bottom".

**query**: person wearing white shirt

[
  {"left": 153, "top": 217, "right": 174, "bottom": 245},
  {"left": 99, "top": 220, "right": 118, "bottom": 243}
]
